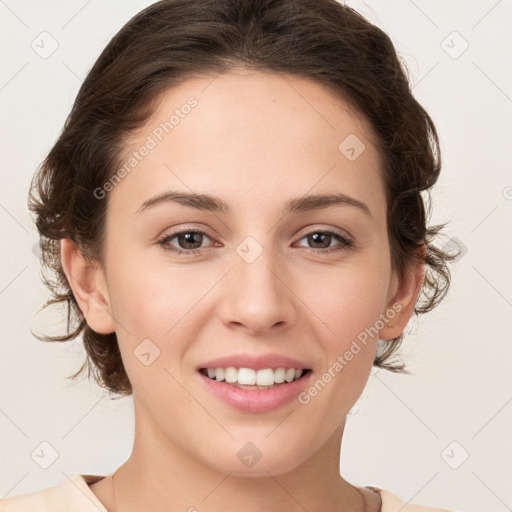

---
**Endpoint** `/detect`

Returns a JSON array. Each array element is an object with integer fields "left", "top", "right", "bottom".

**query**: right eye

[{"left": 157, "top": 229, "right": 215, "bottom": 255}]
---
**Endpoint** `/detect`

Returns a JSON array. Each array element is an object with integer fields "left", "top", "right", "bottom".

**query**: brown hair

[{"left": 28, "top": 0, "right": 458, "bottom": 397}]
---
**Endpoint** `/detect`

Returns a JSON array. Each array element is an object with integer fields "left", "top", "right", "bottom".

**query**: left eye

[
  {"left": 296, "top": 231, "right": 353, "bottom": 252},
  {"left": 157, "top": 229, "right": 354, "bottom": 255}
]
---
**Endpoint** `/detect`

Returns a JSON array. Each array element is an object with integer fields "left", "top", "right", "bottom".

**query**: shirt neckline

[{"left": 75, "top": 474, "right": 383, "bottom": 511}]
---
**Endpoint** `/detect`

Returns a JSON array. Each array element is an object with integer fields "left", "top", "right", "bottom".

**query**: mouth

[{"left": 199, "top": 367, "right": 312, "bottom": 390}]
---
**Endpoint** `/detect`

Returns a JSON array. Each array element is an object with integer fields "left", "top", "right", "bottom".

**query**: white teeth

[
  {"left": 224, "top": 367, "right": 238, "bottom": 383},
  {"left": 202, "top": 366, "right": 306, "bottom": 386},
  {"left": 238, "top": 367, "right": 256, "bottom": 385},
  {"left": 256, "top": 368, "right": 274, "bottom": 386},
  {"left": 274, "top": 367, "right": 285, "bottom": 383},
  {"left": 214, "top": 368, "right": 224, "bottom": 381},
  {"left": 285, "top": 368, "right": 296, "bottom": 383}
]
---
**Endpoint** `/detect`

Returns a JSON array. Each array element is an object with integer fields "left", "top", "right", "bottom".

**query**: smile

[
  {"left": 199, "top": 367, "right": 310, "bottom": 389},
  {"left": 197, "top": 367, "right": 313, "bottom": 412}
]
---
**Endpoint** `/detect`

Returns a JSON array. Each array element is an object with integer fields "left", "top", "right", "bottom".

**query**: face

[{"left": 71, "top": 69, "right": 412, "bottom": 477}]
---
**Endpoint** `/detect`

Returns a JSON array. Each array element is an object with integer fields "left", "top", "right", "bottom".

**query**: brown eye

[
  {"left": 296, "top": 231, "right": 354, "bottom": 254},
  {"left": 157, "top": 229, "right": 213, "bottom": 254}
]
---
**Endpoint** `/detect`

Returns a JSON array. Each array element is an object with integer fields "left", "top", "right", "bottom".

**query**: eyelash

[{"left": 156, "top": 228, "right": 354, "bottom": 256}]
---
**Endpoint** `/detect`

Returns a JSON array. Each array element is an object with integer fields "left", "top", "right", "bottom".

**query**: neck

[{"left": 110, "top": 400, "right": 365, "bottom": 512}]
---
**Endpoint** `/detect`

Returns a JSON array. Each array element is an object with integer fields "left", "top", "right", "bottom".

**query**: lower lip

[{"left": 198, "top": 371, "right": 312, "bottom": 413}]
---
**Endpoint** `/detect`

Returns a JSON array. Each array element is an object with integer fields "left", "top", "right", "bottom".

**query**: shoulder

[
  {"left": 0, "top": 485, "right": 57, "bottom": 512},
  {"left": 0, "top": 474, "right": 108, "bottom": 512},
  {"left": 377, "top": 487, "right": 460, "bottom": 512}
]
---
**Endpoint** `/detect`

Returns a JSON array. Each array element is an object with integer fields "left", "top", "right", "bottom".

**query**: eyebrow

[{"left": 136, "top": 190, "right": 372, "bottom": 219}]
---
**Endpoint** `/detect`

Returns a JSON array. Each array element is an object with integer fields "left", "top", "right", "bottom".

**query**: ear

[
  {"left": 378, "top": 243, "right": 426, "bottom": 341},
  {"left": 60, "top": 238, "right": 116, "bottom": 334}
]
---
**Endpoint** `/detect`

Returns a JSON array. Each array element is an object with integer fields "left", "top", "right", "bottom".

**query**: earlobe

[
  {"left": 379, "top": 245, "right": 426, "bottom": 341},
  {"left": 60, "top": 238, "right": 116, "bottom": 334}
]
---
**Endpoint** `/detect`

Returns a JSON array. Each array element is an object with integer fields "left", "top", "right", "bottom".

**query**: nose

[{"left": 218, "top": 245, "right": 298, "bottom": 336}]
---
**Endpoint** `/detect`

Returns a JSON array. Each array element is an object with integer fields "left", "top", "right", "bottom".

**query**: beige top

[{"left": 0, "top": 474, "right": 459, "bottom": 512}]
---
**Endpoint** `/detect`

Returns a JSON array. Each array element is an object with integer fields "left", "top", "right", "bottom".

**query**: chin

[{"left": 202, "top": 441, "right": 308, "bottom": 478}]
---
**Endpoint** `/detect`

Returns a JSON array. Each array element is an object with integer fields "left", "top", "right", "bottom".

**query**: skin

[{"left": 61, "top": 69, "right": 424, "bottom": 512}]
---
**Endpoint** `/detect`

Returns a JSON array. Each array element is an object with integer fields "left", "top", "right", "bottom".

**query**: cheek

[
  {"left": 299, "top": 263, "right": 387, "bottom": 400},
  {"left": 306, "top": 263, "right": 389, "bottom": 343},
  {"left": 108, "top": 255, "right": 208, "bottom": 332},
  {"left": 106, "top": 257, "right": 217, "bottom": 386}
]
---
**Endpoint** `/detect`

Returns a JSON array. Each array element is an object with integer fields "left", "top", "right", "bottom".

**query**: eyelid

[
  {"left": 295, "top": 224, "right": 352, "bottom": 239},
  {"left": 156, "top": 224, "right": 215, "bottom": 241}
]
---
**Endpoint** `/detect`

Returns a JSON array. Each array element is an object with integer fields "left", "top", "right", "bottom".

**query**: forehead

[{"left": 108, "top": 70, "right": 385, "bottom": 222}]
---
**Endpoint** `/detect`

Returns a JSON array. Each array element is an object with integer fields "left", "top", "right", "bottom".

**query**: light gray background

[{"left": 0, "top": 1, "right": 511, "bottom": 511}]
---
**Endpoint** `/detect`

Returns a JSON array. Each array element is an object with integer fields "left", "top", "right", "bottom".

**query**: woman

[{"left": 1, "top": 0, "right": 460, "bottom": 510}]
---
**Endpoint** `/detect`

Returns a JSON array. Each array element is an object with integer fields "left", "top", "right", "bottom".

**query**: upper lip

[{"left": 198, "top": 353, "right": 311, "bottom": 371}]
